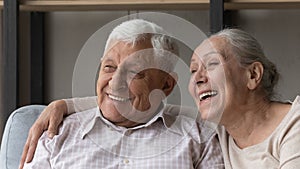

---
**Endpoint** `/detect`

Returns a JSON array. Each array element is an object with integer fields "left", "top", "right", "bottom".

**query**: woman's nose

[{"left": 194, "top": 68, "right": 208, "bottom": 85}]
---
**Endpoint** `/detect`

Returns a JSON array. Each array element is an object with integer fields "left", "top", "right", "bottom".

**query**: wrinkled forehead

[
  {"left": 122, "top": 49, "right": 157, "bottom": 68},
  {"left": 103, "top": 39, "right": 153, "bottom": 58},
  {"left": 191, "top": 37, "right": 228, "bottom": 62},
  {"left": 192, "top": 39, "right": 218, "bottom": 60},
  {"left": 103, "top": 45, "right": 160, "bottom": 70}
]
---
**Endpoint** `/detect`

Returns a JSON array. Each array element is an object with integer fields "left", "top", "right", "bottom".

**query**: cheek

[
  {"left": 97, "top": 75, "right": 110, "bottom": 94},
  {"left": 128, "top": 82, "right": 152, "bottom": 111},
  {"left": 129, "top": 81, "right": 150, "bottom": 98},
  {"left": 96, "top": 78, "right": 102, "bottom": 95},
  {"left": 188, "top": 77, "right": 197, "bottom": 99},
  {"left": 208, "top": 68, "right": 227, "bottom": 88}
]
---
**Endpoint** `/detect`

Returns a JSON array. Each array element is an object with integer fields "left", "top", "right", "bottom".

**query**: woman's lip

[
  {"left": 197, "top": 89, "right": 213, "bottom": 96},
  {"left": 198, "top": 90, "right": 218, "bottom": 101}
]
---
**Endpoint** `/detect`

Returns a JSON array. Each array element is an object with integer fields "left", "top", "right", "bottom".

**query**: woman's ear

[
  {"left": 162, "top": 72, "right": 178, "bottom": 96},
  {"left": 246, "top": 62, "right": 264, "bottom": 90}
]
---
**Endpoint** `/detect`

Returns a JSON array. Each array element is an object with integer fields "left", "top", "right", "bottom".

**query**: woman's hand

[{"left": 19, "top": 100, "right": 67, "bottom": 169}]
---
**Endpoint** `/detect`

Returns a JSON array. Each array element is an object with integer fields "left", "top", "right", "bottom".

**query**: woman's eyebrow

[
  {"left": 191, "top": 51, "right": 220, "bottom": 62},
  {"left": 202, "top": 51, "right": 220, "bottom": 58}
]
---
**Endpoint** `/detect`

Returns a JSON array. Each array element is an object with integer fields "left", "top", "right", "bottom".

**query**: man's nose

[{"left": 109, "top": 70, "right": 127, "bottom": 91}]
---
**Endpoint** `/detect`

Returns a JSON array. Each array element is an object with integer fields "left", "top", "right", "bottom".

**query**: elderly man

[{"left": 22, "top": 19, "right": 223, "bottom": 169}]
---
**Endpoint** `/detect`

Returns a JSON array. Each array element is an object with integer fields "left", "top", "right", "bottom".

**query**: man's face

[{"left": 97, "top": 41, "right": 169, "bottom": 127}]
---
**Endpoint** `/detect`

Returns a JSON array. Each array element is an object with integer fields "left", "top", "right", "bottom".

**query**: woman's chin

[{"left": 199, "top": 109, "right": 222, "bottom": 124}]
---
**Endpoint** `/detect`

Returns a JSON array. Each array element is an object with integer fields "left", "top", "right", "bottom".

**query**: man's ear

[
  {"left": 246, "top": 62, "right": 264, "bottom": 90},
  {"left": 162, "top": 72, "right": 178, "bottom": 97}
]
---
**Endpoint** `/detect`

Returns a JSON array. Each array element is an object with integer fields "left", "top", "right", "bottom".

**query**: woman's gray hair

[
  {"left": 214, "top": 29, "right": 279, "bottom": 99},
  {"left": 104, "top": 19, "right": 179, "bottom": 73}
]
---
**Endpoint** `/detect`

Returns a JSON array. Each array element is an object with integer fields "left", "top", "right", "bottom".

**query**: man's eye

[
  {"left": 129, "top": 70, "right": 138, "bottom": 74},
  {"left": 103, "top": 65, "right": 116, "bottom": 73},
  {"left": 128, "top": 70, "right": 144, "bottom": 79}
]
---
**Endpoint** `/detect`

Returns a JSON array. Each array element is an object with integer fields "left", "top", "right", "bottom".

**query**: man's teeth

[
  {"left": 199, "top": 91, "right": 218, "bottom": 101},
  {"left": 108, "top": 94, "right": 130, "bottom": 102}
]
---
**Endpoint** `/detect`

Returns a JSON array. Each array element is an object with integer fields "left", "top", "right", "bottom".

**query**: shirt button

[
  {"left": 124, "top": 159, "right": 129, "bottom": 164},
  {"left": 124, "top": 130, "right": 132, "bottom": 136}
]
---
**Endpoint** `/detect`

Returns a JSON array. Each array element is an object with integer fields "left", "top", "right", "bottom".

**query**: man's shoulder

[
  {"left": 64, "top": 107, "right": 98, "bottom": 124},
  {"left": 164, "top": 104, "right": 198, "bottom": 118},
  {"left": 163, "top": 104, "right": 216, "bottom": 143},
  {"left": 55, "top": 107, "right": 98, "bottom": 137}
]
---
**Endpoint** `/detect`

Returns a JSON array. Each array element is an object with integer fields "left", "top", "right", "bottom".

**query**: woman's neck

[{"left": 223, "top": 95, "right": 273, "bottom": 148}]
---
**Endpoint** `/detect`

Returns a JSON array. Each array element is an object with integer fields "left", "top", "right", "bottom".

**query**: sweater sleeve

[
  {"left": 63, "top": 96, "right": 98, "bottom": 115},
  {"left": 23, "top": 133, "right": 53, "bottom": 169},
  {"left": 279, "top": 106, "right": 300, "bottom": 169}
]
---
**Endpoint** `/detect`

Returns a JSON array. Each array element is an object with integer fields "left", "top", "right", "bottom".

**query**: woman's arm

[{"left": 19, "top": 96, "right": 97, "bottom": 169}]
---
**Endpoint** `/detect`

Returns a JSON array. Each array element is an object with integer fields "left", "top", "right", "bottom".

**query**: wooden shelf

[
  {"left": 226, "top": 0, "right": 300, "bottom": 9},
  {"left": 1, "top": 0, "right": 210, "bottom": 11},
  {"left": 1, "top": 0, "right": 300, "bottom": 11}
]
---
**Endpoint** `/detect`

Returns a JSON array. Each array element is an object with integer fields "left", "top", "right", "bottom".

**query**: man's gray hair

[
  {"left": 214, "top": 29, "right": 279, "bottom": 99},
  {"left": 104, "top": 19, "right": 179, "bottom": 73}
]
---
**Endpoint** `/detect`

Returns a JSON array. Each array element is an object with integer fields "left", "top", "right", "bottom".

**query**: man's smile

[{"left": 107, "top": 93, "right": 131, "bottom": 102}]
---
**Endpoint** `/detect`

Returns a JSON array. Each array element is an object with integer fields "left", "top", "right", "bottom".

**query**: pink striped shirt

[{"left": 24, "top": 104, "right": 224, "bottom": 169}]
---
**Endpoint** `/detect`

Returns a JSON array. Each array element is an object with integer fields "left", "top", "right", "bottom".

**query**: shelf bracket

[
  {"left": 30, "top": 12, "right": 45, "bottom": 104},
  {"left": 1, "top": 0, "right": 19, "bottom": 122},
  {"left": 210, "top": 0, "right": 224, "bottom": 34}
]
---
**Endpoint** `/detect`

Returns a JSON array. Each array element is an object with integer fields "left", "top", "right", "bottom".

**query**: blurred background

[{"left": 1, "top": 2, "right": 300, "bottom": 143}]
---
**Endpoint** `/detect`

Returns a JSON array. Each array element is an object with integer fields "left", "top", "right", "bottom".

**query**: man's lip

[{"left": 106, "top": 93, "right": 132, "bottom": 102}]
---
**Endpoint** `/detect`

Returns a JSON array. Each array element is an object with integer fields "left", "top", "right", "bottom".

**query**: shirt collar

[
  {"left": 80, "top": 103, "right": 180, "bottom": 139},
  {"left": 80, "top": 108, "right": 101, "bottom": 139}
]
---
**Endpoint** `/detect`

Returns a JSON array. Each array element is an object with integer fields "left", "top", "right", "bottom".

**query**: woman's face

[{"left": 188, "top": 37, "right": 249, "bottom": 124}]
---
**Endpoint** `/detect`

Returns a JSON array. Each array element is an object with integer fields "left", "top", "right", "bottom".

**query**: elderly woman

[
  {"left": 189, "top": 29, "right": 300, "bottom": 168},
  {"left": 20, "top": 29, "right": 300, "bottom": 169}
]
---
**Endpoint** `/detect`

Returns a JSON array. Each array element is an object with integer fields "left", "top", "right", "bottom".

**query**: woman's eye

[
  {"left": 208, "top": 62, "right": 219, "bottom": 66},
  {"left": 206, "top": 61, "right": 220, "bottom": 70},
  {"left": 190, "top": 69, "right": 197, "bottom": 74}
]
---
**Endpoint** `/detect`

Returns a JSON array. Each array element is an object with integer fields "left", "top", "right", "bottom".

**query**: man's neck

[{"left": 105, "top": 102, "right": 164, "bottom": 128}]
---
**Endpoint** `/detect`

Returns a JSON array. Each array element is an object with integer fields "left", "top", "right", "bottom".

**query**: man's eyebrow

[
  {"left": 101, "top": 57, "right": 114, "bottom": 63},
  {"left": 124, "top": 61, "right": 142, "bottom": 69}
]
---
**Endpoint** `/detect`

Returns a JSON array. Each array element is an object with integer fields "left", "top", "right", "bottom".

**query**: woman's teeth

[{"left": 199, "top": 91, "right": 218, "bottom": 101}]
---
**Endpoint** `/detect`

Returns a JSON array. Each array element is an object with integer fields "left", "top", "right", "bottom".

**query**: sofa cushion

[{"left": 0, "top": 105, "right": 45, "bottom": 169}]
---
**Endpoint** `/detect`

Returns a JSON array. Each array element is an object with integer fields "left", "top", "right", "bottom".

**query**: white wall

[
  {"left": 44, "top": 11, "right": 125, "bottom": 102},
  {"left": 44, "top": 10, "right": 300, "bottom": 103},
  {"left": 235, "top": 9, "right": 300, "bottom": 100},
  {"left": 44, "top": 10, "right": 209, "bottom": 103}
]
